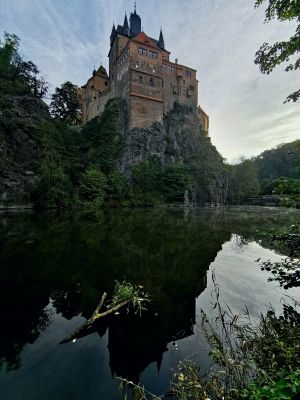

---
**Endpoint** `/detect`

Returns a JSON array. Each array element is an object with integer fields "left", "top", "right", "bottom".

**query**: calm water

[{"left": 0, "top": 206, "right": 299, "bottom": 399}]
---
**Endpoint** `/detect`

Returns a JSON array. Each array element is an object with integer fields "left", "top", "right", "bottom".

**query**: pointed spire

[
  {"left": 158, "top": 27, "right": 165, "bottom": 49},
  {"left": 110, "top": 22, "right": 116, "bottom": 45},
  {"left": 123, "top": 13, "right": 129, "bottom": 29},
  {"left": 134, "top": 1, "right": 137, "bottom": 13},
  {"left": 123, "top": 13, "right": 130, "bottom": 35}
]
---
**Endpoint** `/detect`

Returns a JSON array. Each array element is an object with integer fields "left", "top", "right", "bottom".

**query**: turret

[
  {"left": 130, "top": 6, "right": 141, "bottom": 36},
  {"left": 123, "top": 13, "right": 130, "bottom": 36},
  {"left": 158, "top": 28, "right": 165, "bottom": 49},
  {"left": 110, "top": 23, "right": 116, "bottom": 45}
]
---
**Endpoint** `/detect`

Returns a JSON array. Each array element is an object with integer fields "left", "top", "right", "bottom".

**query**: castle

[{"left": 80, "top": 5, "right": 209, "bottom": 133}]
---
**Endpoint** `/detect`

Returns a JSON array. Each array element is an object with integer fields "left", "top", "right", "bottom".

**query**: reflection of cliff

[
  {"left": 0, "top": 209, "right": 226, "bottom": 373},
  {"left": 107, "top": 292, "right": 200, "bottom": 383},
  {"left": 0, "top": 207, "right": 298, "bottom": 374}
]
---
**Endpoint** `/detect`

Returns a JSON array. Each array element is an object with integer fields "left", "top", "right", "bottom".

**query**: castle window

[
  {"left": 139, "top": 75, "right": 143, "bottom": 84},
  {"left": 138, "top": 47, "right": 147, "bottom": 56},
  {"left": 185, "top": 70, "right": 192, "bottom": 77},
  {"left": 149, "top": 50, "right": 158, "bottom": 59},
  {"left": 149, "top": 77, "right": 154, "bottom": 87}
]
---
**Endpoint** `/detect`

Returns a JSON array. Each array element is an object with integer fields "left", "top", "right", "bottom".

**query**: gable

[{"left": 132, "top": 31, "right": 158, "bottom": 48}]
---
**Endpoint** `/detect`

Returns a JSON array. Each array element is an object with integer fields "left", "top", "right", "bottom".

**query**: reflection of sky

[
  {"left": 0, "top": 235, "right": 295, "bottom": 399},
  {"left": 1, "top": 0, "right": 299, "bottom": 161}
]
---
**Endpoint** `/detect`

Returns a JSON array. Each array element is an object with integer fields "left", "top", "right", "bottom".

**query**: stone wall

[{"left": 130, "top": 95, "right": 163, "bottom": 129}]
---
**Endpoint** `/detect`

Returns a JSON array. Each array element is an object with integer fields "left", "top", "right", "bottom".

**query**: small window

[
  {"left": 149, "top": 77, "right": 154, "bottom": 87},
  {"left": 135, "top": 61, "right": 140, "bottom": 69},
  {"left": 183, "top": 80, "right": 186, "bottom": 85},
  {"left": 139, "top": 75, "right": 143, "bottom": 84},
  {"left": 152, "top": 66, "right": 157, "bottom": 74},
  {"left": 138, "top": 47, "right": 147, "bottom": 56},
  {"left": 105, "top": 81, "right": 108, "bottom": 86},
  {"left": 149, "top": 50, "right": 158, "bottom": 59},
  {"left": 185, "top": 70, "right": 192, "bottom": 77},
  {"left": 91, "top": 85, "right": 94, "bottom": 90},
  {"left": 171, "top": 66, "right": 176, "bottom": 72}
]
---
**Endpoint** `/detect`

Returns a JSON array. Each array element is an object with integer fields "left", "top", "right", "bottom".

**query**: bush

[{"left": 79, "top": 168, "right": 107, "bottom": 205}]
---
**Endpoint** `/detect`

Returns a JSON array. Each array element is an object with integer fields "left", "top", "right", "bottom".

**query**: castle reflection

[{"left": 0, "top": 207, "right": 296, "bottom": 383}]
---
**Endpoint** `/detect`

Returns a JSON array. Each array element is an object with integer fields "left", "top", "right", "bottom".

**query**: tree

[
  {"left": 50, "top": 81, "right": 81, "bottom": 124},
  {"left": 254, "top": 0, "right": 300, "bottom": 102},
  {"left": 227, "top": 158, "right": 260, "bottom": 203},
  {"left": 160, "top": 163, "right": 190, "bottom": 201},
  {"left": 79, "top": 168, "right": 107, "bottom": 204},
  {"left": 0, "top": 32, "right": 48, "bottom": 98}
]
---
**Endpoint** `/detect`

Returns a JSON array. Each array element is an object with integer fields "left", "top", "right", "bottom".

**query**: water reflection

[{"left": 0, "top": 207, "right": 299, "bottom": 397}]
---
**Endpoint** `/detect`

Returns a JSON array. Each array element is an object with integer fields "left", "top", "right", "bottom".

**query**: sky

[{"left": 0, "top": 0, "right": 299, "bottom": 161}]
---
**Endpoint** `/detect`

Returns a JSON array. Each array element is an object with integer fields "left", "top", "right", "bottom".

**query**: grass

[{"left": 110, "top": 280, "right": 150, "bottom": 315}]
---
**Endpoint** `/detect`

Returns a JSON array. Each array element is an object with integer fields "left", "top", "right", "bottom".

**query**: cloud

[{"left": 0, "top": 0, "right": 299, "bottom": 161}]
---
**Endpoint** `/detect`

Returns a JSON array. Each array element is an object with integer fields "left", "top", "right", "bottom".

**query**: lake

[{"left": 0, "top": 206, "right": 299, "bottom": 399}]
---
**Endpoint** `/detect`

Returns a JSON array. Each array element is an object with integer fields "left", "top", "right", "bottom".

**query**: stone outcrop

[
  {"left": 117, "top": 100, "right": 227, "bottom": 205},
  {"left": 0, "top": 95, "right": 227, "bottom": 207},
  {"left": 0, "top": 95, "right": 48, "bottom": 207}
]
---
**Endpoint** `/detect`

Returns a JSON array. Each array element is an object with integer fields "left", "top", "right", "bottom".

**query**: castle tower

[
  {"left": 130, "top": 7, "right": 141, "bottom": 36},
  {"left": 80, "top": 5, "right": 209, "bottom": 132},
  {"left": 110, "top": 23, "right": 116, "bottom": 45},
  {"left": 123, "top": 13, "right": 130, "bottom": 36},
  {"left": 157, "top": 28, "right": 165, "bottom": 50}
]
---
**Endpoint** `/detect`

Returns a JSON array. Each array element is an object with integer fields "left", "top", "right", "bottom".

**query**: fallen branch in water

[{"left": 59, "top": 281, "right": 149, "bottom": 344}]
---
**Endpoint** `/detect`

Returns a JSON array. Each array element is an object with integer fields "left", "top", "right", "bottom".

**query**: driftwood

[{"left": 59, "top": 292, "right": 130, "bottom": 344}]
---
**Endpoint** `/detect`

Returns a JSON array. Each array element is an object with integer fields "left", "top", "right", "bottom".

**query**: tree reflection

[{"left": 0, "top": 207, "right": 298, "bottom": 380}]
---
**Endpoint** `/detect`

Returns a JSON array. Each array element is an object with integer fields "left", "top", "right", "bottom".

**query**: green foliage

[
  {"left": 244, "top": 370, "right": 300, "bottom": 400},
  {"left": 131, "top": 156, "right": 162, "bottom": 193},
  {"left": 50, "top": 81, "right": 81, "bottom": 124},
  {"left": 227, "top": 158, "right": 261, "bottom": 203},
  {"left": 251, "top": 140, "right": 300, "bottom": 194},
  {"left": 130, "top": 157, "right": 190, "bottom": 204},
  {"left": 0, "top": 32, "right": 48, "bottom": 98},
  {"left": 254, "top": 0, "right": 300, "bottom": 102},
  {"left": 160, "top": 163, "right": 190, "bottom": 202},
  {"left": 110, "top": 280, "right": 149, "bottom": 315},
  {"left": 273, "top": 177, "right": 300, "bottom": 195},
  {"left": 81, "top": 99, "right": 124, "bottom": 173},
  {"left": 107, "top": 170, "right": 129, "bottom": 201},
  {"left": 32, "top": 120, "right": 74, "bottom": 208},
  {"left": 79, "top": 168, "right": 107, "bottom": 205}
]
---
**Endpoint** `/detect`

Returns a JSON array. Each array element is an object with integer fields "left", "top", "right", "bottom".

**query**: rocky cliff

[
  {"left": 0, "top": 95, "right": 49, "bottom": 207},
  {"left": 118, "top": 101, "right": 227, "bottom": 205},
  {"left": 0, "top": 95, "right": 228, "bottom": 207}
]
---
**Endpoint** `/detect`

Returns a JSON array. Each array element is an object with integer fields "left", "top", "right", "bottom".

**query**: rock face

[
  {"left": 0, "top": 96, "right": 227, "bottom": 207},
  {"left": 118, "top": 101, "right": 227, "bottom": 205},
  {"left": 0, "top": 95, "right": 48, "bottom": 207}
]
